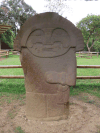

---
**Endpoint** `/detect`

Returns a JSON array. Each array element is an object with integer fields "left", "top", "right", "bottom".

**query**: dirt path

[{"left": 0, "top": 93, "right": 100, "bottom": 133}]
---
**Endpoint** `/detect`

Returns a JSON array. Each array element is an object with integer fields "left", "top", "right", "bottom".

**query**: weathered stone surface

[
  {"left": 47, "top": 85, "right": 69, "bottom": 118},
  {"left": 26, "top": 92, "right": 47, "bottom": 119},
  {"left": 14, "top": 12, "right": 84, "bottom": 120},
  {"left": 26, "top": 85, "right": 69, "bottom": 120}
]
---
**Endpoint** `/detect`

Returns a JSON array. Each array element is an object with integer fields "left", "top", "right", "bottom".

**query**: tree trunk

[
  {"left": 86, "top": 38, "right": 90, "bottom": 52},
  {"left": 88, "top": 47, "right": 90, "bottom": 52},
  {"left": 86, "top": 38, "right": 96, "bottom": 52}
]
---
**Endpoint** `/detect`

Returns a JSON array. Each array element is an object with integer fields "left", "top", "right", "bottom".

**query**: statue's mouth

[
  {"left": 28, "top": 42, "right": 63, "bottom": 51},
  {"left": 34, "top": 43, "right": 62, "bottom": 52},
  {"left": 27, "top": 42, "right": 70, "bottom": 58}
]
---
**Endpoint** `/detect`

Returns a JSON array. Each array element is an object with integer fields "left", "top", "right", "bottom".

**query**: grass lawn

[
  {"left": 0, "top": 54, "right": 25, "bottom": 99},
  {"left": 71, "top": 55, "right": 100, "bottom": 98},
  {"left": 0, "top": 54, "right": 100, "bottom": 98}
]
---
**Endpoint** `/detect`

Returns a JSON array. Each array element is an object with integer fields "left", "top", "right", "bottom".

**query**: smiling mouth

[
  {"left": 27, "top": 43, "right": 70, "bottom": 57},
  {"left": 42, "top": 47, "right": 53, "bottom": 51},
  {"left": 34, "top": 46, "right": 62, "bottom": 52},
  {"left": 30, "top": 42, "right": 62, "bottom": 52}
]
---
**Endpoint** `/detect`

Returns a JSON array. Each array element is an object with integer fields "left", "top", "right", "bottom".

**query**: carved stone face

[{"left": 26, "top": 28, "right": 71, "bottom": 57}]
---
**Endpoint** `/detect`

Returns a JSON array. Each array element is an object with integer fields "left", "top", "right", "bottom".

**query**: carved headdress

[{"left": 14, "top": 12, "right": 84, "bottom": 52}]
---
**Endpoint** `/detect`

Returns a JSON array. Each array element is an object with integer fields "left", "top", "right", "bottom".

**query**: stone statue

[{"left": 14, "top": 12, "right": 84, "bottom": 121}]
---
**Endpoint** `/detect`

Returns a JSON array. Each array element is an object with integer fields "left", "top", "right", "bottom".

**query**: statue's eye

[
  {"left": 32, "top": 30, "right": 44, "bottom": 36},
  {"left": 51, "top": 28, "right": 70, "bottom": 48},
  {"left": 52, "top": 28, "right": 67, "bottom": 36}
]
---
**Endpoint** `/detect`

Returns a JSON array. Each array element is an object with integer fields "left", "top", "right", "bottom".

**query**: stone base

[
  {"left": 27, "top": 112, "right": 69, "bottom": 121},
  {"left": 26, "top": 85, "right": 70, "bottom": 121}
]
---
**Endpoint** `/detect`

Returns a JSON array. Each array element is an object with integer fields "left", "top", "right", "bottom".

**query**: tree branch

[{"left": 90, "top": 38, "right": 98, "bottom": 49}]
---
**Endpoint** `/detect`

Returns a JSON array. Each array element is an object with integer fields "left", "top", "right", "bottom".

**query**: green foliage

[
  {"left": 1, "top": 29, "right": 15, "bottom": 48},
  {"left": 77, "top": 14, "right": 100, "bottom": 52},
  {"left": 0, "top": 0, "right": 36, "bottom": 34},
  {"left": 84, "top": 44, "right": 88, "bottom": 51},
  {"left": 93, "top": 41, "right": 100, "bottom": 52},
  {"left": 0, "top": 0, "right": 36, "bottom": 49}
]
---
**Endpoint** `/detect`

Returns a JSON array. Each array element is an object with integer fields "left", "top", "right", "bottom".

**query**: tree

[
  {"left": 77, "top": 15, "right": 100, "bottom": 52},
  {"left": 0, "top": 0, "right": 36, "bottom": 35},
  {"left": 0, "top": 29, "right": 15, "bottom": 49},
  {"left": 0, "top": 0, "right": 36, "bottom": 49},
  {"left": 45, "top": 0, "right": 70, "bottom": 16},
  {"left": 93, "top": 41, "right": 100, "bottom": 52},
  {"left": 45, "top": 0, "right": 98, "bottom": 17},
  {"left": 85, "top": 0, "right": 98, "bottom": 1}
]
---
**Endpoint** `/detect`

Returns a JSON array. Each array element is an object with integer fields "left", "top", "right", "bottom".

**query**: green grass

[
  {"left": 77, "top": 55, "right": 100, "bottom": 76},
  {"left": 0, "top": 54, "right": 100, "bottom": 98},
  {"left": 14, "top": 126, "right": 25, "bottom": 133},
  {"left": 0, "top": 54, "right": 25, "bottom": 94},
  {"left": 70, "top": 55, "right": 100, "bottom": 97}
]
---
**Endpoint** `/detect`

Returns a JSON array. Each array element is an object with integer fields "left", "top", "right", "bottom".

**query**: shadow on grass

[
  {"left": 70, "top": 83, "right": 100, "bottom": 98},
  {"left": 0, "top": 79, "right": 25, "bottom": 94}
]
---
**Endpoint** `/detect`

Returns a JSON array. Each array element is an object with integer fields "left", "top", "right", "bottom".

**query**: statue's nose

[
  {"left": 44, "top": 34, "right": 52, "bottom": 45},
  {"left": 45, "top": 71, "right": 67, "bottom": 85}
]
